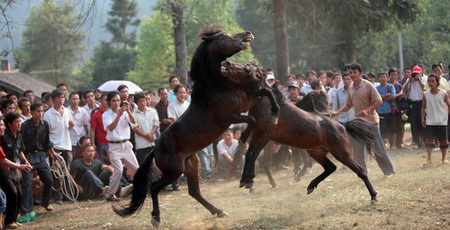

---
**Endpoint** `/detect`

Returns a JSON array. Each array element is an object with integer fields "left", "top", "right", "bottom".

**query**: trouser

[
  {"left": 77, "top": 170, "right": 104, "bottom": 200},
  {"left": 0, "top": 170, "right": 22, "bottom": 226},
  {"left": 21, "top": 151, "right": 53, "bottom": 213},
  {"left": 96, "top": 144, "right": 109, "bottom": 164},
  {"left": 135, "top": 146, "right": 154, "bottom": 165},
  {"left": 395, "top": 111, "right": 407, "bottom": 147},
  {"left": 352, "top": 123, "right": 396, "bottom": 175},
  {"left": 0, "top": 189, "right": 5, "bottom": 213},
  {"left": 53, "top": 149, "right": 72, "bottom": 202},
  {"left": 410, "top": 101, "right": 424, "bottom": 147},
  {"left": 197, "top": 147, "right": 212, "bottom": 175},
  {"left": 106, "top": 141, "right": 138, "bottom": 198}
]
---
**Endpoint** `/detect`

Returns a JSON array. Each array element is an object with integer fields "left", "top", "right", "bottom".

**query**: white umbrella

[{"left": 97, "top": 80, "right": 143, "bottom": 94}]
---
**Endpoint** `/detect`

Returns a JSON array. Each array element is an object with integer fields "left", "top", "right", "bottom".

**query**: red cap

[{"left": 412, "top": 65, "right": 422, "bottom": 74}]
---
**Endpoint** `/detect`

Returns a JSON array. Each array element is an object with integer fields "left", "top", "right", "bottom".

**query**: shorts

[
  {"left": 425, "top": 125, "right": 448, "bottom": 149},
  {"left": 0, "top": 188, "right": 6, "bottom": 213}
]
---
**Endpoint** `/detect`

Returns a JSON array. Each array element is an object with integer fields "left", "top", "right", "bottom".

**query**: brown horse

[
  {"left": 114, "top": 26, "right": 279, "bottom": 227},
  {"left": 223, "top": 62, "right": 378, "bottom": 202}
]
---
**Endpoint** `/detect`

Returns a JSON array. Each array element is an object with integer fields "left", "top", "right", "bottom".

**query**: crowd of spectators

[{"left": 0, "top": 61, "right": 449, "bottom": 229}]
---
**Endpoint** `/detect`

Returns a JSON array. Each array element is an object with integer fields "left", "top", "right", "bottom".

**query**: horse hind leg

[
  {"left": 331, "top": 149, "right": 378, "bottom": 202},
  {"left": 306, "top": 150, "right": 337, "bottom": 195},
  {"left": 292, "top": 148, "right": 309, "bottom": 182},
  {"left": 184, "top": 155, "right": 227, "bottom": 217},
  {"left": 261, "top": 143, "right": 276, "bottom": 188},
  {"left": 150, "top": 172, "right": 182, "bottom": 227}
]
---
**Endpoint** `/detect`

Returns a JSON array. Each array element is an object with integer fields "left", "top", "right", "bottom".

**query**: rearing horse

[
  {"left": 114, "top": 26, "right": 279, "bottom": 227},
  {"left": 222, "top": 62, "right": 378, "bottom": 202}
]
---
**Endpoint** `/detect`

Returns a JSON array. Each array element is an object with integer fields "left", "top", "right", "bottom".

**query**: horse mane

[
  {"left": 198, "top": 25, "right": 224, "bottom": 42},
  {"left": 189, "top": 25, "right": 225, "bottom": 107}
]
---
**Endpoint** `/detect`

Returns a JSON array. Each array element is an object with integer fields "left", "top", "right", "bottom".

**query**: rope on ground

[{"left": 50, "top": 154, "right": 82, "bottom": 209}]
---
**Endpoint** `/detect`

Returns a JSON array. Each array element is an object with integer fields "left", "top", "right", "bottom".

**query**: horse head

[
  {"left": 191, "top": 26, "right": 254, "bottom": 84},
  {"left": 220, "top": 61, "right": 263, "bottom": 87},
  {"left": 200, "top": 26, "right": 254, "bottom": 57}
]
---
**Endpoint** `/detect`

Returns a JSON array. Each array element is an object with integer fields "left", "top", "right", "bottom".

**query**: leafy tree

[
  {"left": 21, "top": 0, "right": 85, "bottom": 85},
  {"left": 91, "top": 0, "right": 139, "bottom": 87},
  {"left": 286, "top": 0, "right": 421, "bottom": 63},
  {"left": 127, "top": 13, "right": 175, "bottom": 90}
]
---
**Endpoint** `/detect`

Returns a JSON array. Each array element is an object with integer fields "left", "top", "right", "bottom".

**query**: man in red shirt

[{"left": 90, "top": 93, "right": 109, "bottom": 163}]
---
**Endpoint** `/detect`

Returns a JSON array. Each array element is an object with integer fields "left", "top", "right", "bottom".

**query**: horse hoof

[
  {"left": 245, "top": 183, "right": 254, "bottom": 189},
  {"left": 271, "top": 183, "right": 277, "bottom": 188},
  {"left": 307, "top": 187, "right": 315, "bottom": 195},
  {"left": 239, "top": 182, "right": 246, "bottom": 188},
  {"left": 151, "top": 218, "right": 160, "bottom": 228},
  {"left": 271, "top": 116, "right": 278, "bottom": 125},
  {"left": 371, "top": 199, "right": 379, "bottom": 205},
  {"left": 217, "top": 211, "right": 228, "bottom": 218}
]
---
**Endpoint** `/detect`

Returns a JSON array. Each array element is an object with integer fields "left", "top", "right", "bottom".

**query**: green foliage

[
  {"left": 128, "top": 0, "right": 256, "bottom": 91},
  {"left": 21, "top": 0, "right": 85, "bottom": 85},
  {"left": 357, "top": 0, "right": 450, "bottom": 73},
  {"left": 92, "top": 42, "right": 137, "bottom": 87},
  {"left": 91, "top": 0, "right": 139, "bottom": 88},
  {"left": 105, "top": 0, "right": 140, "bottom": 47},
  {"left": 235, "top": 0, "right": 436, "bottom": 75},
  {"left": 126, "top": 13, "right": 175, "bottom": 90}
]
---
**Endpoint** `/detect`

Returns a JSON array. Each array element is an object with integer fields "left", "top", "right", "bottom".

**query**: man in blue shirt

[{"left": 376, "top": 72, "right": 396, "bottom": 146}]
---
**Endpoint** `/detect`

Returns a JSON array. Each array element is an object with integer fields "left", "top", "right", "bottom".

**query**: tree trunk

[
  {"left": 273, "top": 0, "right": 289, "bottom": 83},
  {"left": 344, "top": 34, "right": 356, "bottom": 63},
  {"left": 171, "top": 0, "right": 188, "bottom": 84}
]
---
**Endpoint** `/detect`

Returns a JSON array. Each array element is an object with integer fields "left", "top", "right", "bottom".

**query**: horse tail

[
  {"left": 344, "top": 119, "right": 375, "bottom": 155},
  {"left": 114, "top": 150, "right": 155, "bottom": 217}
]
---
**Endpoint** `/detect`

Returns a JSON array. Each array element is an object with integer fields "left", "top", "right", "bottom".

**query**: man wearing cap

[
  {"left": 402, "top": 65, "right": 426, "bottom": 149},
  {"left": 287, "top": 81, "right": 301, "bottom": 103},
  {"left": 265, "top": 69, "right": 276, "bottom": 87}
]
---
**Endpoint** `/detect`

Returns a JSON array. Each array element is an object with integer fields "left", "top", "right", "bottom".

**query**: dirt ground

[{"left": 23, "top": 142, "right": 450, "bottom": 230}]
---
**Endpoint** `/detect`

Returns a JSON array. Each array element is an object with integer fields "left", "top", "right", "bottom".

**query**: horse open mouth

[{"left": 241, "top": 35, "right": 254, "bottom": 49}]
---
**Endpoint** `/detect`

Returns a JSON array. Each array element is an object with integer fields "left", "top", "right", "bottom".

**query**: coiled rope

[{"left": 50, "top": 154, "right": 82, "bottom": 208}]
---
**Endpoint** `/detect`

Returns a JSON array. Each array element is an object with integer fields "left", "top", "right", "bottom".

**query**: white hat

[{"left": 266, "top": 74, "right": 275, "bottom": 80}]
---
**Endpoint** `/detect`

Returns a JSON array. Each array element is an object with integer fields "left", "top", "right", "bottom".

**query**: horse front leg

[
  {"left": 240, "top": 135, "right": 269, "bottom": 190},
  {"left": 184, "top": 155, "right": 227, "bottom": 217},
  {"left": 221, "top": 113, "right": 256, "bottom": 144},
  {"left": 256, "top": 88, "right": 280, "bottom": 124}
]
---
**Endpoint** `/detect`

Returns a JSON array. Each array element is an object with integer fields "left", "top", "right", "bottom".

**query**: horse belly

[{"left": 270, "top": 112, "right": 323, "bottom": 149}]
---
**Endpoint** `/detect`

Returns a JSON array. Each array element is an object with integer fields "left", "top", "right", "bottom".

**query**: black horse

[{"left": 114, "top": 26, "right": 279, "bottom": 227}]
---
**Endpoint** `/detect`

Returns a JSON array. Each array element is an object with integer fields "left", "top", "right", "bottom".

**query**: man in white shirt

[
  {"left": 68, "top": 92, "right": 89, "bottom": 151},
  {"left": 402, "top": 65, "right": 426, "bottom": 149},
  {"left": 102, "top": 91, "right": 138, "bottom": 201},
  {"left": 167, "top": 84, "right": 189, "bottom": 121},
  {"left": 43, "top": 89, "right": 74, "bottom": 204},
  {"left": 132, "top": 93, "right": 159, "bottom": 164},
  {"left": 167, "top": 84, "right": 197, "bottom": 188},
  {"left": 216, "top": 128, "right": 239, "bottom": 180},
  {"left": 82, "top": 90, "right": 99, "bottom": 116}
]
